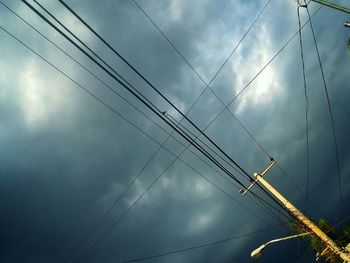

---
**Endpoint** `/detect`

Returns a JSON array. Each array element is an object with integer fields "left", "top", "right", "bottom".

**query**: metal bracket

[{"left": 240, "top": 159, "right": 277, "bottom": 195}]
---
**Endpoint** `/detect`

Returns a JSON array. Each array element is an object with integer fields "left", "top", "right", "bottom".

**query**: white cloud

[
  {"left": 186, "top": 204, "right": 222, "bottom": 234},
  {"left": 17, "top": 59, "right": 73, "bottom": 130},
  {"left": 231, "top": 23, "right": 283, "bottom": 114}
]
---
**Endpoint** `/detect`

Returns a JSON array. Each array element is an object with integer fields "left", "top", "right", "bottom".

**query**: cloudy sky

[{"left": 1, "top": 0, "right": 349, "bottom": 262}]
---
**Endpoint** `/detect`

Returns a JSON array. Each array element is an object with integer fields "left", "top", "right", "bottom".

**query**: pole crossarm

[
  {"left": 253, "top": 169, "right": 350, "bottom": 262},
  {"left": 311, "top": 0, "right": 350, "bottom": 15}
]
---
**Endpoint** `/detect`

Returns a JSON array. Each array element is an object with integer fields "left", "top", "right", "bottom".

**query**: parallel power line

[
  {"left": 0, "top": 21, "right": 288, "bottom": 263},
  {"left": 0, "top": 2, "right": 292, "bottom": 262},
  {"left": 20, "top": 0, "right": 250, "bottom": 191},
  {"left": 52, "top": 0, "right": 312, "bottom": 241},
  {"left": 54, "top": 0, "right": 257, "bottom": 185},
  {"left": 8, "top": 1, "right": 296, "bottom": 262},
  {"left": 15, "top": 0, "right": 322, "bottom": 261},
  {"left": 133, "top": 0, "right": 325, "bottom": 217},
  {"left": 50, "top": 0, "right": 292, "bottom": 215},
  {"left": 50, "top": 1, "right": 315, "bottom": 224},
  {"left": 2, "top": 0, "right": 342, "bottom": 262},
  {"left": 46, "top": 1, "right": 294, "bottom": 258}
]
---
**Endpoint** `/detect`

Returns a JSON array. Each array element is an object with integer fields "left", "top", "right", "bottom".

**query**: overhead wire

[
  {"left": 19, "top": 0, "right": 315, "bottom": 259},
  {"left": 126, "top": 1, "right": 274, "bottom": 200},
  {"left": 189, "top": 5, "right": 325, "bottom": 216},
  {"left": 132, "top": 0, "right": 273, "bottom": 160},
  {"left": 1, "top": 1, "right": 344, "bottom": 262},
  {"left": 133, "top": 0, "right": 325, "bottom": 217},
  {"left": 132, "top": 0, "right": 273, "bottom": 159},
  {"left": 3, "top": 0, "right": 266, "bottom": 232},
  {"left": 4, "top": 1, "right": 318, "bottom": 263},
  {"left": 119, "top": 224, "right": 284, "bottom": 263},
  {"left": 21, "top": 0, "right": 250, "bottom": 192},
  {"left": 0, "top": 20, "right": 275, "bottom": 263},
  {"left": 0, "top": 2, "right": 288, "bottom": 260},
  {"left": 304, "top": 2, "right": 343, "bottom": 220},
  {"left": 132, "top": 0, "right": 272, "bottom": 95},
  {"left": 165, "top": 112, "right": 292, "bottom": 222},
  {"left": 56, "top": 0, "right": 257, "bottom": 184},
  {"left": 80, "top": 125, "right": 288, "bottom": 260},
  {"left": 43, "top": 1, "right": 296, "bottom": 260},
  {"left": 204, "top": 5, "right": 323, "bottom": 130},
  {"left": 296, "top": 4, "right": 311, "bottom": 213},
  {"left": 25, "top": 3, "right": 287, "bottom": 232},
  {"left": 0, "top": 2, "right": 274, "bottom": 248},
  {"left": 54, "top": 0, "right": 312, "bottom": 227},
  {"left": 164, "top": 114, "right": 292, "bottom": 223},
  {"left": 51, "top": 0, "right": 295, "bottom": 221},
  {"left": 131, "top": 0, "right": 292, "bottom": 229},
  {"left": 0, "top": 0, "right": 177, "bottom": 147}
]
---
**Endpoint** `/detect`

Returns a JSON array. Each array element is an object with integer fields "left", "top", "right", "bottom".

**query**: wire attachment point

[{"left": 240, "top": 159, "right": 277, "bottom": 196}]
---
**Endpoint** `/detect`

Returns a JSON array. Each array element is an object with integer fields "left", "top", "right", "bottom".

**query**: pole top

[{"left": 240, "top": 159, "right": 276, "bottom": 196}]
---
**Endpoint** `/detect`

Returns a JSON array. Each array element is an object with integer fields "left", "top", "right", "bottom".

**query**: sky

[{"left": 0, "top": 0, "right": 350, "bottom": 262}]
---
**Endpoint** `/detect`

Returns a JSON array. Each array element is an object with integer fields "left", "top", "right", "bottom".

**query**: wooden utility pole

[{"left": 244, "top": 160, "right": 350, "bottom": 262}]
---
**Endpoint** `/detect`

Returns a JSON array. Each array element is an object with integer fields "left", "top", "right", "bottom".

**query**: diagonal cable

[
  {"left": 54, "top": 0, "right": 296, "bottom": 232},
  {"left": 2, "top": 1, "right": 288, "bottom": 262},
  {"left": 0, "top": 21, "right": 275, "bottom": 263},
  {"left": 57, "top": 0, "right": 254, "bottom": 183},
  {"left": 133, "top": 0, "right": 325, "bottom": 216},
  {"left": 304, "top": 3, "right": 343, "bottom": 220},
  {"left": 120, "top": 224, "right": 283, "bottom": 263},
  {"left": 296, "top": 5, "right": 311, "bottom": 213},
  {"left": 132, "top": 0, "right": 273, "bottom": 158}
]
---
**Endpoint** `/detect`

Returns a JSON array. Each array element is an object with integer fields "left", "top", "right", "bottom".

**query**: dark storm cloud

[{"left": 0, "top": 0, "right": 349, "bottom": 263}]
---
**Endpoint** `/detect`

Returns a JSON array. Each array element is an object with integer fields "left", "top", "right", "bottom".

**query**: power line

[
  {"left": 119, "top": 224, "right": 283, "bottom": 263},
  {"left": 296, "top": 5, "right": 311, "bottom": 213},
  {"left": 0, "top": 0, "right": 261, "bottom": 228},
  {"left": 8, "top": 1, "right": 309, "bottom": 261},
  {"left": 132, "top": 0, "right": 272, "bottom": 87},
  {"left": 52, "top": 0, "right": 294, "bottom": 224},
  {"left": 0, "top": 2, "right": 285, "bottom": 256},
  {"left": 135, "top": 0, "right": 325, "bottom": 217},
  {"left": 1, "top": 4, "right": 288, "bottom": 260},
  {"left": 6, "top": 0, "right": 253, "bottom": 213},
  {"left": 32, "top": 1, "right": 298, "bottom": 258},
  {"left": 164, "top": 114, "right": 291, "bottom": 223},
  {"left": 3, "top": 1, "right": 342, "bottom": 262},
  {"left": 129, "top": 0, "right": 273, "bottom": 192},
  {"left": 55, "top": 0, "right": 279, "bottom": 257},
  {"left": 21, "top": 1, "right": 310, "bottom": 259},
  {"left": 144, "top": 4, "right": 324, "bottom": 218},
  {"left": 21, "top": 0, "right": 249, "bottom": 192},
  {"left": 0, "top": 0, "right": 174, "bottom": 148},
  {"left": 27, "top": 2, "right": 282, "bottom": 228},
  {"left": 80, "top": 125, "right": 288, "bottom": 260},
  {"left": 206, "top": 5, "right": 322, "bottom": 132},
  {"left": 304, "top": 4, "right": 343, "bottom": 220},
  {"left": 132, "top": 0, "right": 273, "bottom": 160},
  {"left": 56, "top": 0, "right": 255, "bottom": 183},
  {"left": 208, "top": 0, "right": 272, "bottom": 86},
  {"left": 0, "top": 22, "right": 277, "bottom": 263},
  {"left": 35, "top": 0, "right": 320, "bottom": 234}
]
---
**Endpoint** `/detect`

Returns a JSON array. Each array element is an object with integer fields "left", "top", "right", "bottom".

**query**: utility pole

[{"left": 242, "top": 160, "right": 350, "bottom": 262}]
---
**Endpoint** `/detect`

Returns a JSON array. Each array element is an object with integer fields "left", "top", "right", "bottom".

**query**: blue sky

[{"left": 0, "top": 0, "right": 349, "bottom": 262}]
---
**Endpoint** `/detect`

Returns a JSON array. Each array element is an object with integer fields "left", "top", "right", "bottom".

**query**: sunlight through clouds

[
  {"left": 17, "top": 59, "right": 72, "bottom": 130},
  {"left": 231, "top": 24, "right": 283, "bottom": 114}
]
